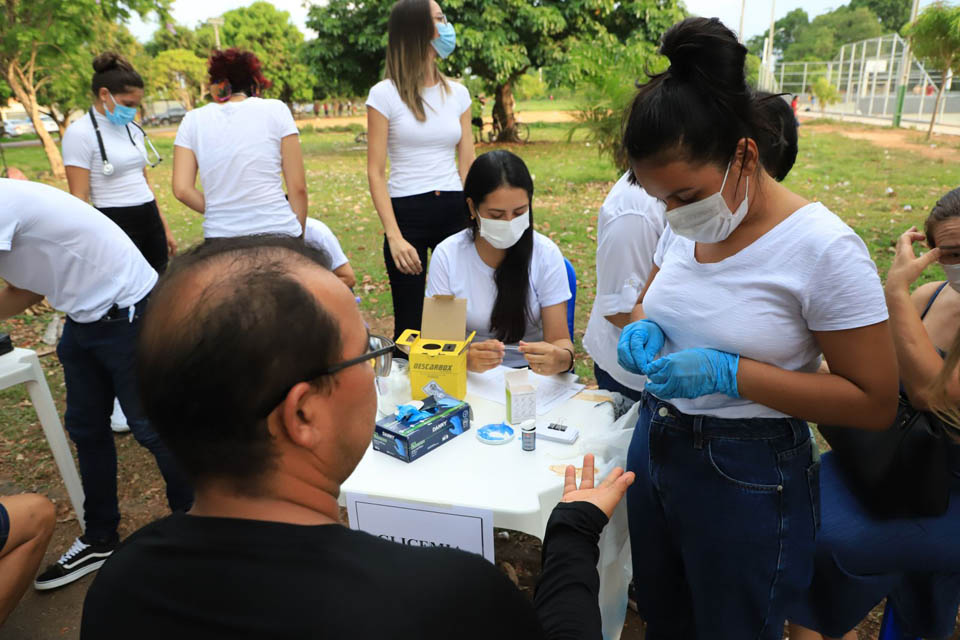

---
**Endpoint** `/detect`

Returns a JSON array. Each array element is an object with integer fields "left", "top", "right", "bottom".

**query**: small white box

[{"left": 505, "top": 369, "right": 536, "bottom": 424}]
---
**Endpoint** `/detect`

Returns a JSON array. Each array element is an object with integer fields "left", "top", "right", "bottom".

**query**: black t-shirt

[{"left": 81, "top": 502, "right": 607, "bottom": 639}]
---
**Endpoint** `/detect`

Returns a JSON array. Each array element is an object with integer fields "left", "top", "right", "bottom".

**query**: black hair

[
  {"left": 754, "top": 92, "right": 799, "bottom": 182},
  {"left": 926, "top": 187, "right": 960, "bottom": 249},
  {"left": 623, "top": 17, "right": 774, "bottom": 179},
  {"left": 137, "top": 235, "right": 338, "bottom": 495},
  {"left": 91, "top": 52, "right": 144, "bottom": 95},
  {"left": 463, "top": 150, "right": 535, "bottom": 344}
]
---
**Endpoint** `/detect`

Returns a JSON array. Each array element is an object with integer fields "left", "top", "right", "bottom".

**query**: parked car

[
  {"left": 39, "top": 115, "right": 58, "bottom": 133},
  {"left": 145, "top": 105, "right": 187, "bottom": 126},
  {"left": 3, "top": 119, "right": 34, "bottom": 137},
  {"left": 1, "top": 115, "right": 57, "bottom": 137}
]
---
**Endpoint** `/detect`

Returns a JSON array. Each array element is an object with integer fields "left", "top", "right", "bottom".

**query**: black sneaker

[{"left": 34, "top": 536, "right": 116, "bottom": 591}]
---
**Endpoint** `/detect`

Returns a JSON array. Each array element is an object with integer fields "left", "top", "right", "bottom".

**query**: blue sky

[{"left": 126, "top": 0, "right": 941, "bottom": 44}]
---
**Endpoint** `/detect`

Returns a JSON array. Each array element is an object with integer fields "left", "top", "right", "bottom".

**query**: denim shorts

[
  {"left": 0, "top": 501, "right": 9, "bottom": 554},
  {"left": 627, "top": 392, "right": 820, "bottom": 640}
]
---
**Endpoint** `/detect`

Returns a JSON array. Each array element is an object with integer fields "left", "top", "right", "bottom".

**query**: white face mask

[
  {"left": 942, "top": 262, "right": 960, "bottom": 294},
  {"left": 478, "top": 212, "right": 529, "bottom": 249},
  {"left": 665, "top": 162, "right": 749, "bottom": 243}
]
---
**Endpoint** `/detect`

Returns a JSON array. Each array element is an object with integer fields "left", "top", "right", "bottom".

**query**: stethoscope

[{"left": 88, "top": 108, "right": 161, "bottom": 176}]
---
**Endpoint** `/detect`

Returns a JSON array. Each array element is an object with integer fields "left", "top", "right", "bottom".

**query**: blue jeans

[
  {"left": 627, "top": 392, "right": 820, "bottom": 640},
  {"left": 0, "top": 501, "right": 8, "bottom": 553},
  {"left": 787, "top": 452, "right": 960, "bottom": 638},
  {"left": 593, "top": 363, "right": 643, "bottom": 402},
  {"left": 57, "top": 307, "right": 193, "bottom": 543}
]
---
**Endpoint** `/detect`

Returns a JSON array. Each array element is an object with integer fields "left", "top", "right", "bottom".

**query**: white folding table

[
  {"left": 342, "top": 384, "right": 635, "bottom": 640},
  {"left": 0, "top": 348, "right": 85, "bottom": 529}
]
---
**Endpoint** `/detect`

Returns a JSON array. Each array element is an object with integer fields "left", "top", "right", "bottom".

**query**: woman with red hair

[{"left": 172, "top": 48, "right": 307, "bottom": 240}]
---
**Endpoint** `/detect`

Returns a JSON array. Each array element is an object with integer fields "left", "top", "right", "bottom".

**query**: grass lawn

[
  {"left": 2, "top": 117, "right": 959, "bottom": 503},
  {"left": 471, "top": 98, "right": 579, "bottom": 119}
]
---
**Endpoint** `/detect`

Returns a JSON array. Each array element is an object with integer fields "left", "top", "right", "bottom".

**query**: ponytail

[
  {"left": 622, "top": 17, "right": 778, "bottom": 178},
  {"left": 91, "top": 52, "right": 143, "bottom": 95}
]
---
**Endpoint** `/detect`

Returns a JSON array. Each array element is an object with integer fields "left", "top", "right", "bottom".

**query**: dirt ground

[{"left": 799, "top": 117, "right": 960, "bottom": 162}]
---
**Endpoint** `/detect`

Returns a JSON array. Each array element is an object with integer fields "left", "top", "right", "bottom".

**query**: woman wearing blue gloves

[{"left": 616, "top": 18, "right": 897, "bottom": 640}]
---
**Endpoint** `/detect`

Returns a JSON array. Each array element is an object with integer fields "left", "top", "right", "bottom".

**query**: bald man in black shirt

[{"left": 80, "top": 235, "right": 633, "bottom": 640}]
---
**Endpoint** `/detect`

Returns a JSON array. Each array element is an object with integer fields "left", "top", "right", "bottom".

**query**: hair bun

[
  {"left": 661, "top": 17, "right": 747, "bottom": 89},
  {"left": 92, "top": 52, "right": 133, "bottom": 74}
]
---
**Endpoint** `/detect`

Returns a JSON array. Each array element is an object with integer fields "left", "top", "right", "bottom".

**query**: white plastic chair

[{"left": 0, "top": 348, "right": 84, "bottom": 530}]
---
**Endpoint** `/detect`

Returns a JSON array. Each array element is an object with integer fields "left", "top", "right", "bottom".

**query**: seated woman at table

[
  {"left": 425, "top": 150, "right": 574, "bottom": 375},
  {"left": 788, "top": 189, "right": 960, "bottom": 640}
]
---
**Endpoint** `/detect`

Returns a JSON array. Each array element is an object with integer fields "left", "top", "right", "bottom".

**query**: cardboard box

[
  {"left": 372, "top": 398, "right": 471, "bottom": 463},
  {"left": 396, "top": 295, "right": 476, "bottom": 400},
  {"left": 505, "top": 369, "right": 536, "bottom": 424}
]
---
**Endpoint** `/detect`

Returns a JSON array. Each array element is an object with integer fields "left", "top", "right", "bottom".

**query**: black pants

[
  {"left": 98, "top": 200, "right": 168, "bottom": 273},
  {"left": 58, "top": 302, "right": 193, "bottom": 541},
  {"left": 384, "top": 190, "right": 466, "bottom": 341}
]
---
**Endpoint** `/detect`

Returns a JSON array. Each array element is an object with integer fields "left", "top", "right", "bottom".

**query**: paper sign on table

[
  {"left": 345, "top": 493, "right": 495, "bottom": 563},
  {"left": 467, "top": 365, "right": 584, "bottom": 416}
]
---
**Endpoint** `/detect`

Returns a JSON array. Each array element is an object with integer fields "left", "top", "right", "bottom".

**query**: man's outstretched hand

[{"left": 560, "top": 454, "right": 635, "bottom": 519}]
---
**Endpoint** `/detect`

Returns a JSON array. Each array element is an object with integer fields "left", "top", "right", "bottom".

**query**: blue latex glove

[
  {"left": 617, "top": 319, "right": 665, "bottom": 375},
  {"left": 396, "top": 404, "right": 434, "bottom": 425},
  {"left": 644, "top": 348, "right": 740, "bottom": 399}
]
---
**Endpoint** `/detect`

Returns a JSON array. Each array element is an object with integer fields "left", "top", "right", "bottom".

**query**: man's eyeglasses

[
  {"left": 260, "top": 334, "right": 395, "bottom": 417},
  {"left": 320, "top": 333, "right": 394, "bottom": 378}
]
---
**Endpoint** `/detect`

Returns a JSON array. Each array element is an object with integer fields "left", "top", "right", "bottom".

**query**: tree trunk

[
  {"left": 43, "top": 107, "right": 68, "bottom": 140},
  {"left": 5, "top": 60, "right": 65, "bottom": 179},
  {"left": 176, "top": 87, "right": 194, "bottom": 111},
  {"left": 926, "top": 79, "right": 946, "bottom": 141},
  {"left": 492, "top": 80, "right": 521, "bottom": 143}
]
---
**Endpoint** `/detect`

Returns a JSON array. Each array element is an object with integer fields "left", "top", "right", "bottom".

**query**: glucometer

[{"left": 535, "top": 421, "right": 579, "bottom": 444}]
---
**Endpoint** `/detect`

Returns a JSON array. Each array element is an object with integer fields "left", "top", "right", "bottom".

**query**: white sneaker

[{"left": 110, "top": 398, "right": 130, "bottom": 433}]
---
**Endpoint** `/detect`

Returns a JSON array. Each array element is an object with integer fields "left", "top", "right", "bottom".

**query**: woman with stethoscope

[
  {"left": 62, "top": 52, "right": 175, "bottom": 433},
  {"left": 63, "top": 52, "right": 176, "bottom": 274}
]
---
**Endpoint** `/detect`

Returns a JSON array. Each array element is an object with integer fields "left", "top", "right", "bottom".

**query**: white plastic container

[{"left": 377, "top": 359, "right": 411, "bottom": 416}]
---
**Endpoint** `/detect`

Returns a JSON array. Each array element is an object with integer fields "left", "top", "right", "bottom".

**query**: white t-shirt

[
  {"left": 62, "top": 109, "right": 154, "bottom": 209},
  {"left": 365, "top": 79, "right": 471, "bottom": 198},
  {"left": 303, "top": 218, "right": 349, "bottom": 270},
  {"left": 583, "top": 172, "right": 666, "bottom": 391},
  {"left": 426, "top": 229, "right": 571, "bottom": 368},
  {"left": 174, "top": 98, "right": 302, "bottom": 239},
  {"left": 653, "top": 225, "right": 677, "bottom": 268},
  {"left": 643, "top": 202, "right": 888, "bottom": 419},
  {"left": 0, "top": 179, "right": 157, "bottom": 323}
]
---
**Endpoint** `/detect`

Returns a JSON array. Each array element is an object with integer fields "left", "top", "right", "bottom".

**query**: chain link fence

[{"left": 766, "top": 34, "right": 958, "bottom": 133}]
